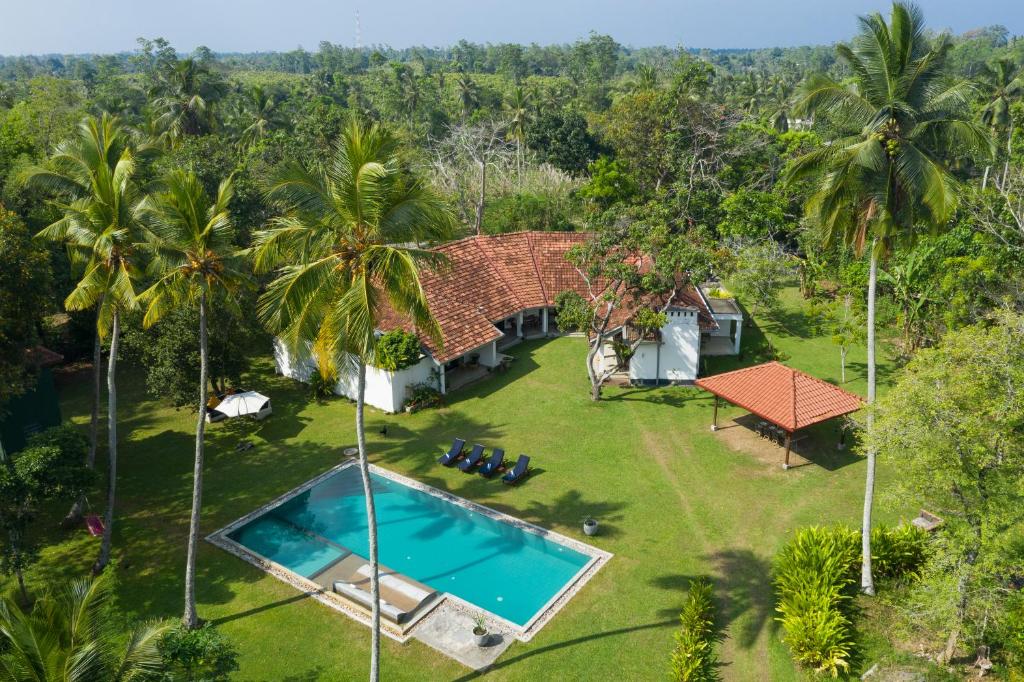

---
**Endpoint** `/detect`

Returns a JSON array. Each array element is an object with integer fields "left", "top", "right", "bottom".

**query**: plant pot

[
  {"left": 583, "top": 519, "right": 598, "bottom": 536},
  {"left": 473, "top": 629, "right": 488, "bottom": 647}
]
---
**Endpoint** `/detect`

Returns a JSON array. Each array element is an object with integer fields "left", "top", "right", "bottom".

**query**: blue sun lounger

[
  {"left": 456, "top": 444, "right": 485, "bottom": 471},
  {"left": 477, "top": 448, "right": 505, "bottom": 478},
  {"left": 438, "top": 438, "right": 465, "bottom": 466},
  {"left": 501, "top": 455, "right": 531, "bottom": 485}
]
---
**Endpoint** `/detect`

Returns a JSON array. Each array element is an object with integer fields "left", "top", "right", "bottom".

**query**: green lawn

[{"left": 11, "top": 288, "right": 909, "bottom": 680}]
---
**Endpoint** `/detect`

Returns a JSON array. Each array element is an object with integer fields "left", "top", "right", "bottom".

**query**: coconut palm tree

[
  {"left": 504, "top": 86, "right": 531, "bottom": 179},
  {"left": 786, "top": 1, "right": 989, "bottom": 595},
  {"left": 976, "top": 57, "right": 1024, "bottom": 188},
  {"left": 0, "top": 572, "right": 169, "bottom": 681},
  {"left": 455, "top": 74, "right": 479, "bottom": 121},
  {"left": 19, "top": 113, "right": 146, "bottom": 574},
  {"left": 151, "top": 57, "right": 228, "bottom": 142},
  {"left": 237, "top": 85, "right": 279, "bottom": 150},
  {"left": 138, "top": 170, "right": 248, "bottom": 629},
  {"left": 251, "top": 120, "right": 454, "bottom": 682}
]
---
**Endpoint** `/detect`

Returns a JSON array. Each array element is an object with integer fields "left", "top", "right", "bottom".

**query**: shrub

[
  {"left": 773, "top": 524, "right": 932, "bottom": 676},
  {"left": 773, "top": 526, "right": 858, "bottom": 677},
  {"left": 155, "top": 623, "right": 239, "bottom": 682},
  {"left": 669, "top": 577, "right": 721, "bottom": 681},
  {"left": 871, "top": 524, "right": 929, "bottom": 580},
  {"left": 308, "top": 369, "right": 337, "bottom": 402},
  {"left": 375, "top": 330, "right": 421, "bottom": 371},
  {"left": 405, "top": 382, "right": 441, "bottom": 412}
]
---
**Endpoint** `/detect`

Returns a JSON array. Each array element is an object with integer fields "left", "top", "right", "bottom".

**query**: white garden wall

[{"left": 273, "top": 338, "right": 438, "bottom": 413}]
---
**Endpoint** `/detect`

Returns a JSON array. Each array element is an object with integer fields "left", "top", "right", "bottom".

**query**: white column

[
  {"left": 542, "top": 308, "right": 549, "bottom": 335},
  {"left": 438, "top": 361, "right": 447, "bottom": 394},
  {"left": 733, "top": 318, "right": 742, "bottom": 355},
  {"left": 516, "top": 311, "right": 524, "bottom": 338},
  {"left": 491, "top": 341, "right": 497, "bottom": 365}
]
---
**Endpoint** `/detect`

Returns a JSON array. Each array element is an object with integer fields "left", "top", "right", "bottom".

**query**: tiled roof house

[{"left": 276, "top": 231, "right": 744, "bottom": 412}]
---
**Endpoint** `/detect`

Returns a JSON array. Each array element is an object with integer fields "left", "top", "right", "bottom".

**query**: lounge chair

[
  {"left": 458, "top": 444, "right": 486, "bottom": 472},
  {"left": 478, "top": 448, "right": 505, "bottom": 478},
  {"left": 502, "top": 455, "right": 531, "bottom": 485},
  {"left": 438, "top": 438, "right": 466, "bottom": 466}
]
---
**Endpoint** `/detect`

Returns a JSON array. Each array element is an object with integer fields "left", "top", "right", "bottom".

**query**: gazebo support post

[
  {"left": 711, "top": 396, "right": 719, "bottom": 431},
  {"left": 783, "top": 432, "right": 793, "bottom": 470},
  {"left": 837, "top": 427, "right": 847, "bottom": 451}
]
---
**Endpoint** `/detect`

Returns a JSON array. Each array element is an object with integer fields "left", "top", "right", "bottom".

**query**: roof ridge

[
  {"left": 791, "top": 368, "right": 798, "bottom": 430},
  {"left": 472, "top": 234, "right": 526, "bottom": 311},
  {"left": 525, "top": 232, "right": 549, "bottom": 304}
]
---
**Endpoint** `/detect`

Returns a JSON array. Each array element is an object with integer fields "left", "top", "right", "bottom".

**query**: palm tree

[
  {"left": 504, "top": 86, "right": 531, "bottom": 180},
  {"left": 787, "top": 1, "right": 988, "bottom": 595},
  {"left": 633, "top": 64, "right": 659, "bottom": 91},
  {"left": 0, "top": 572, "right": 169, "bottom": 681},
  {"left": 237, "top": 85, "right": 279, "bottom": 150},
  {"left": 151, "top": 58, "right": 228, "bottom": 142},
  {"left": 138, "top": 170, "right": 248, "bottom": 629},
  {"left": 19, "top": 113, "right": 146, "bottom": 574},
  {"left": 976, "top": 58, "right": 1024, "bottom": 188},
  {"left": 251, "top": 120, "right": 454, "bottom": 681},
  {"left": 456, "top": 74, "right": 479, "bottom": 121}
]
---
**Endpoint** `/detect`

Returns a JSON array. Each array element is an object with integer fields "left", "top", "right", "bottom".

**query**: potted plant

[
  {"left": 472, "top": 614, "right": 489, "bottom": 647},
  {"left": 583, "top": 517, "right": 599, "bottom": 536}
]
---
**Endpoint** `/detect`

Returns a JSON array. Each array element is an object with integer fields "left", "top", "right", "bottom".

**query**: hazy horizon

[{"left": 1, "top": 0, "right": 1023, "bottom": 58}]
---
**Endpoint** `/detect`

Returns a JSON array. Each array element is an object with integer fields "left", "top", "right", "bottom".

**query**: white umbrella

[{"left": 207, "top": 391, "right": 272, "bottom": 421}]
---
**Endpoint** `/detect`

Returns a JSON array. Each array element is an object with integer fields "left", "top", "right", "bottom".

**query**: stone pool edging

[{"left": 206, "top": 458, "right": 612, "bottom": 649}]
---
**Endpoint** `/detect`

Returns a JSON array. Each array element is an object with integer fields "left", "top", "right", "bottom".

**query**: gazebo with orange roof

[{"left": 695, "top": 362, "right": 864, "bottom": 469}]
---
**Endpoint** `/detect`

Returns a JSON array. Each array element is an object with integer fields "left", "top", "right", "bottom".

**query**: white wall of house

[
  {"left": 628, "top": 308, "right": 701, "bottom": 383},
  {"left": 273, "top": 338, "right": 436, "bottom": 413}
]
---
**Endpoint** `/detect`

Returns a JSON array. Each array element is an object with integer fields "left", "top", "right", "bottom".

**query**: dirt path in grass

[{"left": 633, "top": 405, "right": 775, "bottom": 679}]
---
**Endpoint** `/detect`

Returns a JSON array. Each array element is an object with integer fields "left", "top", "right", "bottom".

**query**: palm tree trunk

[
  {"left": 475, "top": 159, "right": 486, "bottom": 236},
  {"left": 94, "top": 310, "right": 119, "bottom": 574},
  {"left": 355, "top": 360, "right": 381, "bottom": 682},
  {"left": 64, "top": 329, "right": 102, "bottom": 527},
  {"left": 840, "top": 345, "right": 847, "bottom": 384},
  {"left": 861, "top": 246, "right": 878, "bottom": 596},
  {"left": 183, "top": 290, "right": 209, "bottom": 629}
]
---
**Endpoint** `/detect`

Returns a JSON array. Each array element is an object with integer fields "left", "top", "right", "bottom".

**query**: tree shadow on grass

[
  {"left": 649, "top": 548, "right": 776, "bottom": 651},
  {"left": 210, "top": 592, "right": 309, "bottom": 626},
  {"left": 603, "top": 386, "right": 705, "bottom": 408},
  {"left": 449, "top": 618, "right": 678, "bottom": 681}
]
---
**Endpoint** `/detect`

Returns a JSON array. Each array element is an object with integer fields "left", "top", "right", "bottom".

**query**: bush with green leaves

[
  {"left": 308, "top": 368, "right": 337, "bottom": 402},
  {"left": 773, "top": 526, "right": 859, "bottom": 677},
  {"left": 374, "top": 330, "right": 422, "bottom": 372},
  {"left": 870, "top": 524, "right": 929, "bottom": 581},
  {"left": 405, "top": 381, "right": 441, "bottom": 412},
  {"left": 153, "top": 623, "right": 239, "bottom": 682},
  {"left": 773, "top": 524, "right": 931, "bottom": 676},
  {"left": 669, "top": 577, "right": 721, "bottom": 681}
]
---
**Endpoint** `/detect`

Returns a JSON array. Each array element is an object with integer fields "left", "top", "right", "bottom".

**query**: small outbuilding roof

[{"left": 695, "top": 362, "right": 863, "bottom": 432}]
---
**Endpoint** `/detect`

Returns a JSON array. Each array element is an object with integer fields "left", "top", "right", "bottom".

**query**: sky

[{"left": 1, "top": 0, "right": 1023, "bottom": 56}]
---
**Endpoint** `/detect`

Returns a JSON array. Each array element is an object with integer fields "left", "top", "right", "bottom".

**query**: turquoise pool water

[{"left": 228, "top": 466, "right": 591, "bottom": 626}]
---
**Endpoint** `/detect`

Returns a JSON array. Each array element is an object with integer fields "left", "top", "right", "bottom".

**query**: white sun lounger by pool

[{"left": 333, "top": 563, "right": 437, "bottom": 624}]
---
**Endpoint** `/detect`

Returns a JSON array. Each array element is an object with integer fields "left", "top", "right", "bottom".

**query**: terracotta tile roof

[
  {"left": 695, "top": 362, "right": 863, "bottom": 432},
  {"left": 379, "top": 231, "right": 715, "bottom": 363}
]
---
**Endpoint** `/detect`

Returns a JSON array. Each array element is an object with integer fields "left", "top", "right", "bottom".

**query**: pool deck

[{"left": 206, "top": 458, "right": 612, "bottom": 670}]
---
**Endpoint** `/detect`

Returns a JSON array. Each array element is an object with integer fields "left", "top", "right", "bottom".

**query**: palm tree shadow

[{"left": 649, "top": 548, "right": 776, "bottom": 651}]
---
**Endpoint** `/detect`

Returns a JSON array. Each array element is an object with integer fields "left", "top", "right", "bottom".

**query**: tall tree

[
  {"left": 138, "top": 170, "right": 247, "bottom": 629},
  {"left": 252, "top": 120, "right": 454, "bottom": 682},
  {"left": 151, "top": 58, "right": 228, "bottom": 142},
  {"left": 787, "top": 1, "right": 989, "bottom": 595},
  {"left": 866, "top": 311, "right": 1024, "bottom": 662},
  {"left": 20, "top": 113, "right": 146, "bottom": 573},
  {"left": 976, "top": 58, "right": 1023, "bottom": 188},
  {"left": 504, "top": 86, "right": 531, "bottom": 179}
]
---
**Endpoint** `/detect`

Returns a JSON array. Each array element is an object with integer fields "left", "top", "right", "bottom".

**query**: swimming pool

[{"left": 221, "top": 463, "right": 603, "bottom": 629}]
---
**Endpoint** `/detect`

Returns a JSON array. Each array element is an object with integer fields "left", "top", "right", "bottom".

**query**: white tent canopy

[{"left": 207, "top": 391, "right": 272, "bottom": 422}]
